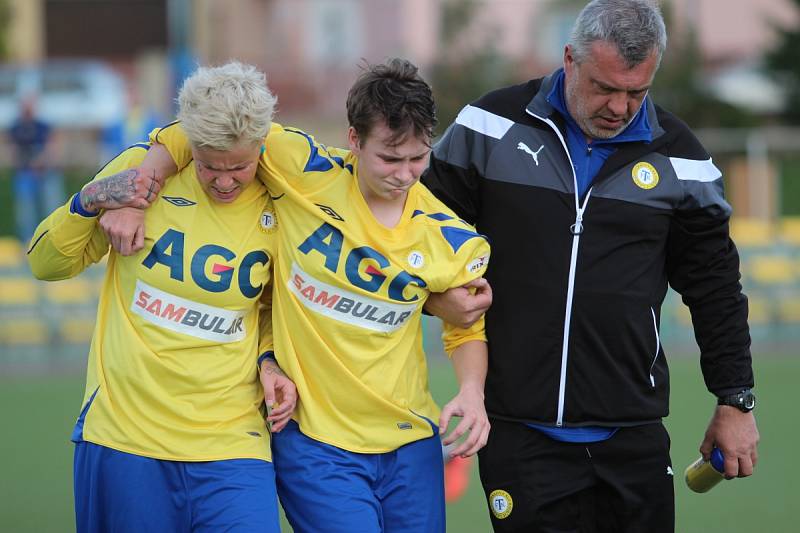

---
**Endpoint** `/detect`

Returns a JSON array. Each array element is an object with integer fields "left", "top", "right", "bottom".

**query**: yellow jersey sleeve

[
  {"left": 438, "top": 223, "right": 490, "bottom": 290},
  {"left": 148, "top": 123, "right": 193, "bottom": 170},
  {"left": 442, "top": 316, "right": 486, "bottom": 355},
  {"left": 436, "top": 224, "right": 490, "bottom": 355},
  {"left": 149, "top": 121, "right": 356, "bottom": 195},
  {"left": 28, "top": 145, "right": 149, "bottom": 281},
  {"left": 262, "top": 124, "right": 355, "bottom": 192}
]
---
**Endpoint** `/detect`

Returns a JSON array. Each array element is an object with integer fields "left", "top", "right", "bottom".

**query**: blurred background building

[{"left": 1, "top": 0, "right": 800, "bottom": 367}]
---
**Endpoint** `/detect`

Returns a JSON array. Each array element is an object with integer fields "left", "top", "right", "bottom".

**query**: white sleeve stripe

[
  {"left": 670, "top": 157, "right": 722, "bottom": 182},
  {"left": 455, "top": 105, "right": 514, "bottom": 140}
]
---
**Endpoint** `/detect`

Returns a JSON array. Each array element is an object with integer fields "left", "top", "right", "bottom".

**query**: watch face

[
  {"left": 719, "top": 390, "right": 755, "bottom": 412},
  {"left": 743, "top": 393, "right": 756, "bottom": 410}
]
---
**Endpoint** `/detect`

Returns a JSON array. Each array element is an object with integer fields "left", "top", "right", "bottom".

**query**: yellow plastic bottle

[{"left": 685, "top": 448, "right": 725, "bottom": 493}]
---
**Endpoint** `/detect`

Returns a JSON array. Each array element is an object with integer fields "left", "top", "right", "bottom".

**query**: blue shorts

[
  {"left": 272, "top": 420, "right": 445, "bottom": 533},
  {"left": 73, "top": 441, "right": 280, "bottom": 533}
]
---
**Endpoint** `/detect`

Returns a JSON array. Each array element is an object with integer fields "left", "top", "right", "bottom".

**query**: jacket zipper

[{"left": 527, "top": 110, "right": 592, "bottom": 427}]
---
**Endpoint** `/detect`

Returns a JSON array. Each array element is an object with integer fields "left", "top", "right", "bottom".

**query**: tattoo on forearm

[
  {"left": 80, "top": 169, "right": 139, "bottom": 211},
  {"left": 146, "top": 175, "right": 156, "bottom": 201},
  {"left": 262, "top": 364, "right": 287, "bottom": 377}
]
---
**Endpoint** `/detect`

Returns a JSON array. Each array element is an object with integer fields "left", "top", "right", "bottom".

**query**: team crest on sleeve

[
  {"left": 466, "top": 253, "right": 489, "bottom": 275},
  {"left": 260, "top": 209, "right": 277, "bottom": 233},
  {"left": 632, "top": 162, "right": 659, "bottom": 190},
  {"left": 489, "top": 489, "right": 513, "bottom": 519}
]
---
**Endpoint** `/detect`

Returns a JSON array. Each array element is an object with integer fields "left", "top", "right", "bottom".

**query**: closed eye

[
  {"left": 594, "top": 81, "right": 648, "bottom": 98},
  {"left": 596, "top": 84, "right": 615, "bottom": 95},
  {"left": 199, "top": 162, "right": 251, "bottom": 172}
]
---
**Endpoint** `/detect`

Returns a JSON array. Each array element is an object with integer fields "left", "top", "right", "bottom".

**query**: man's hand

[
  {"left": 99, "top": 207, "right": 146, "bottom": 256},
  {"left": 425, "top": 278, "right": 492, "bottom": 329},
  {"left": 700, "top": 405, "right": 760, "bottom": 479},
  {"left": 80, "top": 168, "right": 161, "bottom": 212},
  {"left": 260, "top": 359, "right": 298, "bottom": 433},
  {"left": 439, "top": 383, "right": 490, "bottom": 458}
]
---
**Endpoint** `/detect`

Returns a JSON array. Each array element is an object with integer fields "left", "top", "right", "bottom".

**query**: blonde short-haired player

[{"left": 28, "top": 62, "right": 297, "bottom": 533}]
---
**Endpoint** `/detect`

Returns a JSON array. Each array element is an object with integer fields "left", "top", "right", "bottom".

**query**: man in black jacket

[{"left": 423, "top": 0, "right": 759, "bottom": 530}]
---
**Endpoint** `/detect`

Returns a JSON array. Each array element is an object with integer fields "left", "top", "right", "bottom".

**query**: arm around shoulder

[{"left": 98, "top": 142, "right": 178, "bottom": 256}]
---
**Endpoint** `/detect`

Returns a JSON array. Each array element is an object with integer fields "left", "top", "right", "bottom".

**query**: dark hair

[{"left": 346, "top": 58, "right": 437, "bottom": 146}]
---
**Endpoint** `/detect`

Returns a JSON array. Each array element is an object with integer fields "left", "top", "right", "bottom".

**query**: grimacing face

[
  {"left": 563, "top": 40, "right": 658, "bottom": 140},
  {"left": 191, "top": 141, "right": 262, "bottom": 203},
  {"left": 348, "top": 121, "right": 431, "bottom": 205}
]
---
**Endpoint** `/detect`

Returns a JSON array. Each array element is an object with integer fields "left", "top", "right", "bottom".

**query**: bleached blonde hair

[{"left": 177, "top": 61, "right": 276, "bottom": 150}]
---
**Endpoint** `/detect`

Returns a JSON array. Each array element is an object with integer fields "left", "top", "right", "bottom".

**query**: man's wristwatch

[{"left": 717, "top": 389, "right": 756, "bottom": 412}]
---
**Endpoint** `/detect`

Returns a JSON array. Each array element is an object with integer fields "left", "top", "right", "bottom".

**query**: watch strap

[{"left": 717, "top": 389, "right": 755, "bottom": 412}]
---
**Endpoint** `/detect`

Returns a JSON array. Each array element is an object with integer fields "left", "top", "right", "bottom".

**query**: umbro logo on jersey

[
  {"left": 316, "top": 203, "right": 344, "bottom": 221},
  {"left": 517, "top": 142, "right": 544, "bottom": 166},
  {"left": 163, "top": 196, "right": 197, "bottom": 207}
]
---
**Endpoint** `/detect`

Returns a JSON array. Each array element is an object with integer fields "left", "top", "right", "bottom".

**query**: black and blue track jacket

[{"left": 423, "top": 71, "right": 753, "bottom": 427}]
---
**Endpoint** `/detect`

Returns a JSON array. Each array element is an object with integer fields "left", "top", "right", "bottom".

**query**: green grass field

[{"left": 0, "top": 355, "right": 796, "bottom": 532}]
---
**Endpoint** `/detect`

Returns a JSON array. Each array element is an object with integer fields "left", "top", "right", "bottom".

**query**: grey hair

[
  {"left": 177, "top": 61, "right": 276, "bottom": 150},
  {"left": 568, "top": 0, "right": 667, "bottom": 68}
]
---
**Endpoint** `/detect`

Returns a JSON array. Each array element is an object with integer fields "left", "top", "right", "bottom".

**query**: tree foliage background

[
  {"left": 764, "top": 0, "right": 800, "bottom": 124},
  {"left": 427, "top": 0, "right": 759, "bottom": 132},
  {"left": 651, "top": 3, "right": 757, "bottom": 128},
  {"left": 0, "top": 0, "right": 10, "bottom": 60},
  {"left": 428, "top": 0, "right": 516, "bottom": 135}
]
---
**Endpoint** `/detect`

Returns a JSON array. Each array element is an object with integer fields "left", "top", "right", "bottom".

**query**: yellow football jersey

[
  {"left": 153, "top": 123, "right": 489, "bottom": 453},
  {"left": 28, "top": 144, "right": 278, "bottom": 462}
]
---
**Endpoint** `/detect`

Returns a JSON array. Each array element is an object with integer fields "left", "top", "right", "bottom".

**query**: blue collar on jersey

[{"left": 545, "top": 69, "right": 653, "bottom": 196}]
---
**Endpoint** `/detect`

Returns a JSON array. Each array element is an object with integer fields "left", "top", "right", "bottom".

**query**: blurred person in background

[
  {"left": 100, "top": 86, "right": 163, "bottom": 164},
  {"left": 102, "top": 58, "right": 491, "bottom": 533},
  {"left": 8, "top": 94, "right": 64, "bottom": 242},
  {"left": 27, "top": 62, "right": 296, "bottom": 533},
  {"left": 423, "top": 0, "right": 759, "bottom": 531}
]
